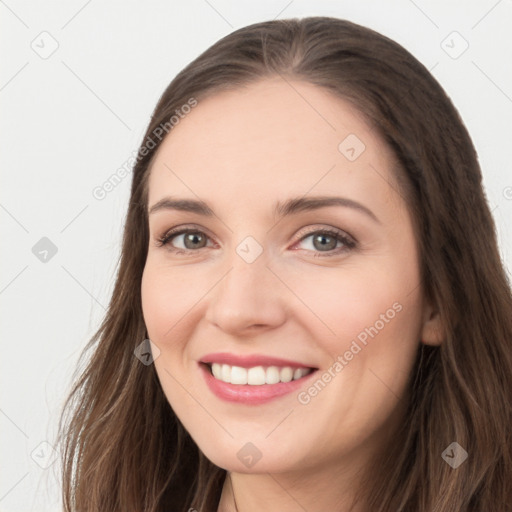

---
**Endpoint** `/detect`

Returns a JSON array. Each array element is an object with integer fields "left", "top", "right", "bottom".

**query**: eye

[
  {"left": 293, "top": 228, "right": 356, "bottom": 257},
  {"left": 155, "top": 225, "right": 356, "bottom": 257},
  {"left": 155, "top": 227, "right": 214, "bottom": 254}
]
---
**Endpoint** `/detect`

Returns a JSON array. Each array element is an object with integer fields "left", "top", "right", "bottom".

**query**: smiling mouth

[{"left": 201, "top": 362, "right": 317, "bottom": 386}]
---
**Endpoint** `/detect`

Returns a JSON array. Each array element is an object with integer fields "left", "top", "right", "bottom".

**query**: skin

[{"left": 141, "top": 78, "right": 444, "bottom": 512}]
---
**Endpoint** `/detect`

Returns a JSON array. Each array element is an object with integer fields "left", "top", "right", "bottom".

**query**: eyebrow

[{"left": 148, "top": 195, "right": 380, "bottom": 224}]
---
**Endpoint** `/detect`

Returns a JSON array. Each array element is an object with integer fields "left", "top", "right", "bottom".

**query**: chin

[{"left": 196, "top": 437, "right": 303, "bottom": 475}]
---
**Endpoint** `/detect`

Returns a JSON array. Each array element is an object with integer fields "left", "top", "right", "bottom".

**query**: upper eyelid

[
  {"left": 295, "top": 225, "right": 355, "bottom": 242},
  {"left": 157, "top": 224, "right": 216, "bottom": 244}
]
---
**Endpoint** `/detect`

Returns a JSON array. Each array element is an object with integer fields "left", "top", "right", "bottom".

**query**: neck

[{"left": 217, "top": 459, "right": 367, "bottom": 512}]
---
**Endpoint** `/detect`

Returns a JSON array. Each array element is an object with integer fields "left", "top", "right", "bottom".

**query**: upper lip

[{"left": 199, "top": 352, "right": 317, "bottom": 369}]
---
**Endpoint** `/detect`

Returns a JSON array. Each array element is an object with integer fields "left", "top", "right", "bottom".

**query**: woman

[{"left": 56, "top": 17, "right": 512, "bottom": 511}]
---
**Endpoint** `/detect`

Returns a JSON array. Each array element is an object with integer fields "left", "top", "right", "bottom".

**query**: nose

[{"left": 204, "top": 248, "right": 287, "bottom": 336}]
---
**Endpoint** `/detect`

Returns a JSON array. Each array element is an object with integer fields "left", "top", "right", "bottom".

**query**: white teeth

[
  {"left": 266, "top": 366, "right": 280, "bottom": 384},
  {"left": 211, "top": 363, "right": 222, "bottom": 380},
  {"left": 209, "top": 363, "right": 312, "bottom": 385},
  {"left": 280, "top": 367, "right": 293, "bottom": 383},
  {"left": 231, "top": 365, "right": 248, "bottom": 385},
  {"left": 221, "top": 364, "right": 230, "bottom": 382},
  {"left": 247, "top": 366, "right": 266, "bottom": 385},
  {"left": 293, "top": 368, "right": 304, "bottom": 380}
]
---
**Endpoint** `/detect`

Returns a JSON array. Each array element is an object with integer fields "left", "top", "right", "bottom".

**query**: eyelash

[{"left": 155, "top": 225, "right": 356, "bottom": 258}]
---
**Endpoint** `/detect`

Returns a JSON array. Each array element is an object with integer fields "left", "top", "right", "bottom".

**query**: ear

[{"left": 420, "top": 300, "right": 444, "bottom": 346}]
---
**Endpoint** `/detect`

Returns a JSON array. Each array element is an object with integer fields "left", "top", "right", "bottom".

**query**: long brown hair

[{"left": 56, "top": 17, "right": 512, "bottom": 511}]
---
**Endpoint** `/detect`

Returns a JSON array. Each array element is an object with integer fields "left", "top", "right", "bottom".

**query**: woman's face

[{"left": 141, "top": 78, "right": 441, "bottom": 478}]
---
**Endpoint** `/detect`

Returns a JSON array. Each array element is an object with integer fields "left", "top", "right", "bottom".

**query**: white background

[{"left": 1, "top": 1, "right": 511, "bottom": 510}]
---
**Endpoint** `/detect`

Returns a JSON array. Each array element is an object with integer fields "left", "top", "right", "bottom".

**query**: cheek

[
  {"left": 141, "top": 264, "right": 206, "bottom": 402},
  {"left": 286, "top": 261, "right": 423, "bottom": 389},
  {"left": 141, "top": 262, "right": 204, "bottom": 342},
  {"left": 287, "top": 262, "right": 417, "bottom": 335},
  {"left": 286, "top": 265, "right": 421, "bottom": 445},
  {"left": 141, "top": 266, "right": 173, "bottom": 342}
]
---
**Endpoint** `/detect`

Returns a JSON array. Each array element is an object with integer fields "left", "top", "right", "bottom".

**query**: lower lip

[{"left": 199, "top": 363, "right": 318, "bottom": 405}]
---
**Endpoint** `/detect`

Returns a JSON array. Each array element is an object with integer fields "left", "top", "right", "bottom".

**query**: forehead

[{"left": 147, "top": 78, "right": 402, "bottom": 219}]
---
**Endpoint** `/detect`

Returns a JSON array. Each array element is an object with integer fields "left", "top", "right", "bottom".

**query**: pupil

[
  {"left": 185, "top": 233, "right": 205, "bottom": 249},
  {"left": 314, "top": 234, "right": 336, "bottom": 251}
]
